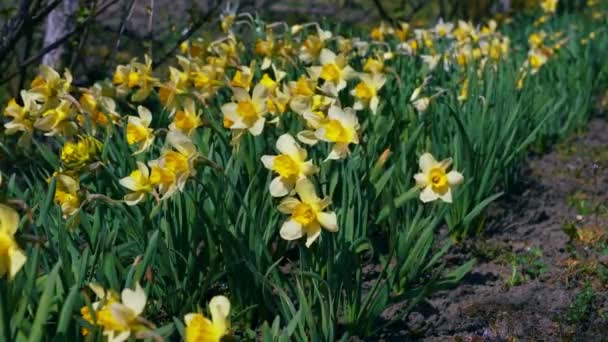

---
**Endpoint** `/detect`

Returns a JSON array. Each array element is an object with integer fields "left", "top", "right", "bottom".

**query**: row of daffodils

[{"left": 1, "top": 0, "right": 607, "bottom": 340}]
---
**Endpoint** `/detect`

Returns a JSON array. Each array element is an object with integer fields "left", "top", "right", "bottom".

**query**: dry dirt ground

[{"left": 376, "top": 117, "right": 608, "bottom": 341}]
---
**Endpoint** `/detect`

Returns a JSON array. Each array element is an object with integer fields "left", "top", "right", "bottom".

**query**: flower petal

[
  {"left": 261, "top": 155, "right": 275, "bottom": 170},
  {"left": 269, "top": 176, "right": 293, "bottom": 197},
  {"left": 121, "top": 282, "right": 147, "bottom": 315},
  {"left": 447, "top": 171, "right": 464, "bottom": 186},
  {"left": 295, "top": 178, "right": 320, "bottom": 204},
  {"left": 317, "top": 211, "right": 338, "bottom": 232},
  {"left": 277, "top": 197, "right": 301, "bottom": 214},
  {"left": 0, "top": 204, "right": 19, "bottom": 235},
  {"left": 419, "top": 186, "right": 439, "bottom": 203},
  {"left": 276, "top": 133, "right": 304, "bottom": 160},
  {"left": 280, "top": 219, "right": 304, "bottom": 241},
  {"left": 305, "top": 224, "right": 322, "bottom": 248},
  {"left": 419, "top": 153, "right": 438, "bottom": 173}
]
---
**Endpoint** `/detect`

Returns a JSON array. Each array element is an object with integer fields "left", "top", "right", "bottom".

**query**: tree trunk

[{"left": 42, "top": 0, "right": 79, "bottom": 69}]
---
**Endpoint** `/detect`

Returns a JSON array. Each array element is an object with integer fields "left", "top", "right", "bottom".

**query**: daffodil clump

[{"left": 0, "top": 1, "right": 607, "bottom": 340}]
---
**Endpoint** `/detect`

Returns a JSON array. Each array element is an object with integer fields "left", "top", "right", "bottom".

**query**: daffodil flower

[
  {"left": 81, "top": 282, "right": 148, "bottom": 342},
  {"left": 119, "top": 162, "right": 154, "bottom": 205},
  {"left": 149, "top": 132, "right": 199, "bottom": 199},
  {"left": 126, "top": 106, "right": 155, "bottom": 155},
  {"left": 3, "top": 91, "right": 41, "bottom": 146},
  {"left": 0, "top": 204, "right": 27, "bottom": 279},
  {"left": 278, "top": 178, "right": 338, "bottom": 247},
  {"left": 414, "top": 153, "right": 464, "bottom": 203},
  {"left": 261, "top": 133, "right": 318, "bottom": 197},
  {"left": 434, "top": 18, "right": 454, "bottom": 38},
  {"left": 309, "top": 48, "right": 355, "bottom": 95},
  {"left": 53, "top": 173, "right": 81, "bottom": 218},
  {"left": 351, "top": 73, "right": 386, "bottom": 114},
  {"left": 528, "top": 48, "right": 548, "bottom": 74},
  {"left": 541, "top": 0, "right": 558, "bottom": 14},
  {"left": 34, "top": 99, "right": 77, "bottom": 137},
  {"left": 30, "top": 64, "right": 72, "bottom": 101},
  {"left": 185, "top": 295, "right": 231, "bottom": 342},
  {"left": 169, "top": 98, "right": 202, "bottom": 136},
  {"left": 314, "top": 105, "right": 359, "bottom": 160},
  {"left": 158, "top": 67, "right": 190, "bottom": 111},
  {"left": 221, "top": 83, "right": 268, "bottom": 136}
]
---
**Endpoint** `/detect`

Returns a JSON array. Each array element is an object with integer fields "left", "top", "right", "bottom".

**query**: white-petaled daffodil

[{"left": 414, "top": 153, "right": 464, "bottom": 203}]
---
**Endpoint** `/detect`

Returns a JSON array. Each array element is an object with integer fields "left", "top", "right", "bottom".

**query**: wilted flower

[{"left": 414, "top": 153, "right": 464, "bottom": 203}]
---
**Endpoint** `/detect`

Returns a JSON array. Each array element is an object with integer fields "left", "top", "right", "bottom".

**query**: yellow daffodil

[
  {"left": 119, "top": 162, "right": 153, "bottom": 205},
  {"left": 261, "top": 133, "right": 318, "bottom": 197},
  {"left": 298, "top": 27, "right": 332, "bottom": 64},
  {"left": 149, "top": 132, "right": 199, "bottom": 199},
  {"left": 34, "top": 99, "right": 77, "bottom": 137},
  {"left": 30, "top": 65, "right": 72, "bottom": 101},
  {"left": 113, "top": 56, "right": 158, "bottom": 102},
  {"left": 541, "top": 0, "right": 558, "bottom": 14},
  {"left": 434, "top": 18, "right": 454, "bottom": 38},
  {"left": 351, "top": 73, "right": 386, "bottom": 114},
  {"left": 0, "top": 204, "right": 26, "bottom": 279},
  {"left": 158, "top": 67, "right": 190, "bottom": 111},
  {"left": 528, "top": 48, "right": 548, "bottom": 74},
  {"left": 61, "top": 135, "right": 102, "bottom": 171},
  {"left": 81, "top": 282, "right": 148, "bottom": 342},
  {"left": 414, "top": 153, "right": 464, "bottom": 203},
  {"left": 53, "top": 173, "right": 80, "bottom": 218},
  {"left": 169, "top": 98, "right": 202, "bottom": 135},
  {"left": 230, "top": 66, "right": 254, "bottom": 91},
  {"left": 184, "top": 295, "right": 231, "bottom": 342},
  {"left": 126, "top": 106, "right": 155, "bottom": 155},
  {"left": 221, "top": 83, "right": 268, "bottom": 136},
  {"left": 278, "top": 178, "right": 338, "bottom": 247},
  {"left": 314, "top": 105, "right": 359, "bottom": 160},
  {"left": 3, "top": 91, "right": 40, "bottom": 145},
  {"left": 309, "top": 48, "right": 355, "bottom": 95}
]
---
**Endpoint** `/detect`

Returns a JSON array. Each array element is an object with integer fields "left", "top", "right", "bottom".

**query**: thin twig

[{"left": 0, "top": 0, "right": 120, "bottom": 85}]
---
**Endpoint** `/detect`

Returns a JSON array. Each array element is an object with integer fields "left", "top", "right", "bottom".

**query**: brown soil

[{"left": 377, "top": 118, "right": 608, "bottom": 341}]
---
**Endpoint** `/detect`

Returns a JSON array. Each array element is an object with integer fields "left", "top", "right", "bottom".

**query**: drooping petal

[
  {"left": 0, "top": 204, "right": 19, "bottom": 235},
  {"left": 439, "top": 187, "right": 453, "bottom": 203},
  {"left": 297, "top": 130, "right": 319, "bottom": 145},
  {"left": 280, "top": 219, "right": 304, "bottom": 241},
  {"left": 304, "top": 224, "right": 322, "bottom": 248},
  {"left": 317, "top": 211, "right": 338, "bottom": 232},
  {"left": 248, "top": 118, "right": 266, "bottom": 136},
  {"left": 8, "top": 247, "right": 26, "bottom": 279},
  {"left": 326, "top": 143, "right": 350, "bottom": 161},
  {"left": 419, "top": 186, "right": 439, "bottom": 203},
  {"left": 269, "top": 176, "right": 293, "bottom": 197},
  {"left": 123, "top": 191, "right": 146, "bottom": 206}
]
